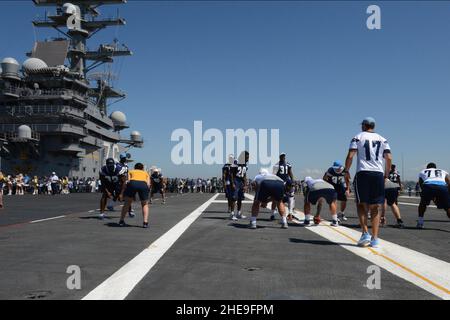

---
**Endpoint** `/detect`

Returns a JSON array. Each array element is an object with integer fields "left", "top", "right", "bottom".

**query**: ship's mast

[{"left": 32, "top": 0, "right": 132, "bottom": 113}]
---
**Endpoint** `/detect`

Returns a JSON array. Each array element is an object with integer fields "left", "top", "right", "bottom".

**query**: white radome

[
  {"left": 1, "top": 57, "right": 19, "bottom": 65},
  {"left": 110, "top": 111, "right": 127, "bottom": 126},
  {"left": 23, "top": 58, "right": 48, "bottom": 72},
  {"left": 17, "top": 125, "right": 32, "bottom": 139},
  {"left": 62, "top": 3, "right": 77, "bottom": 15},
  {"left": 131, "top": 131, "right": 142, "bottom": 142}
]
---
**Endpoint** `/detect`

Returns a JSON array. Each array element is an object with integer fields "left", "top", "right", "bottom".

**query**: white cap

[
  {"left": 304, "top": 176, "right": 313, "bottom": 184},
  {"left": 227, "top": 154, "right": 234, "bottom": 164}
]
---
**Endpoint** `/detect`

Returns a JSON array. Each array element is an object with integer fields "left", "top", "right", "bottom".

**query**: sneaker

[
  {"left": 330, "top": 220, "right": 339, "bottom": 227},
  {"left": 230, "top": 213, "right": 238, "bottom": 221},
  {"left": 99, "top": 213, "right": 106, "bottom": 220},
  {"left": 370, "top": 238, "right": 381, "bottom": 248},
  {"left": 236, "top": 213, "right": 247, "bottom": 219},
  {"left": 118, "top": 220, "right": 126, "bottom": 227},
  {"left": 281, "top": 222, "right": 288, "bottom": 229},
  {"left": 128, "top": 211, "right": 135, "bottom": 218},
  {"left": 162, "top": 200, "right": 166, "bottom": 204},
  {"left": 249, "top": 221, "right": 257, "bottom": 229},
  {"left": 270, "top": 214, "right": 275, "bottom": 221},
  {"left": 416, "top": 221, "right": 424, "bottom": 229},
  {"left": 303, "top": 219, "right": 311, "bottom": 226},
  {"left": 337, "top": 212, "right": 347, "bottom": 221},
  {"left": 357, "top": 232, "right": 371, "bottom": 247},
  {"left": 143, "top": 222, "right": 149, "bottom": 229},
  {"left": 313, "top": 216, "right": 321, "bottom": 225},
  {"left": 395, "top": 220, "right": 405, "bottom": 229}
]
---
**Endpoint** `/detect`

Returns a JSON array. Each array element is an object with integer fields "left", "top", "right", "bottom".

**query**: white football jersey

[
  {"left": 419, "top": 168, "right": 448, "bottom": 186},
  {"left": 349, "top": 131, "right": 391, "bottom": 173}
]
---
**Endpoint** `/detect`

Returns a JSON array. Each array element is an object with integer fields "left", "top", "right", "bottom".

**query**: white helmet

[{"left": 227, "top": 154, "right": 234, "bottom": 165}]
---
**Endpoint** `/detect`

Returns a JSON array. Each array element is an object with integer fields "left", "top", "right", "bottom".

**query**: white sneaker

[
  {"left": 237, "top": 213, "right": 247, "bottom": 219},
  {"left": 249, "top": 221, "right": 257, "bottom": 229},
  {"left": 337, "top": 212, "right": 347, "bottom": 221},
  {"left": 230, "top": 213, "right": 238, "bottom": 221},
  {"left": 99, "top": 213, "right": 106, "bottom": 220}
]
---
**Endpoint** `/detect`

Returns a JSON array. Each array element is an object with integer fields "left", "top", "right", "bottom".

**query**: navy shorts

[
  {"left": 124, "top": 181, "right": 150, "bottom": 201},
  {"left": 385, "top": 188, "right": 399, "bottom": 206},
  {"left": 233, "top": 178, "right": 245, "bottom": 201},
  {"left": 256, "top": 180, "right": 285, "bottom": 203},
  {"left": 334, "top": 185, "right": 347, "bottom": 202},
  {"left": 306, "top": 189, "right": 337, "bottom": 205},
  {"left": 420, "top": 184, "right": 450, "bottom": 210},
  {"left": 101, "top": 183, "right": 121, "bottom": 199},
  {"left": 151, "top": 183, "right": 164, "bottom": 194},
  {"left": 355, "top": 171, "right": 385, "bottom": 205},
  {"left": 225, "top": 184, "right": 233, "bottom": 200}
]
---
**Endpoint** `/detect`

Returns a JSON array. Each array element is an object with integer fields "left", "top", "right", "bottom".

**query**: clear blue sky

[{"left": 1, "top": 1, "right": 450, "bottom": 179}]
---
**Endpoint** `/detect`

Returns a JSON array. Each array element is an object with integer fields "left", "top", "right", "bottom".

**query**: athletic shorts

[
  {"left": 151, "top": 183, "right": 164, "bottom": 194},
  {"left": 354, "top": 171, "right": 385, "bottom": 205},
  {"left": 225, "top": 184, "right": 233, "bottom": 200},
  {"left": 420, "top": 184, "right": 450, "bottom": 210},
  {"left": 233, "top": 178, "right": 245, "bottom": 201},
  {"left": 385, "top": 188, "right": 399, "bottom": 206},
  {"left": 124, "top": 181, "right": 150, "bottom": 201},
  {"left": 256, "top": 180, "right": 285, "bottom": 203},
  {"left": 101, "top": 183, "right": 120, "bottom": 197},
  {"left": 333, "top": 185, "right": 347, "bottom": 202},
  {"left": 305, "top": 189, "right": 337, "bottom": 205}
]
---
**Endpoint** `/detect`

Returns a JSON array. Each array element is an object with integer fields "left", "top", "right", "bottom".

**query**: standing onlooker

[
  {"left": 50, "top": 172, "right": 60, "bottom": 195},
  {"left": 0, "top": 171, "right": 4, "bottom": 208},
  {"left": 344, "top": 117, "right": 392, "bottom": 248},
  {"left": 31, "top": 176, "right": 39, "bottom": 195}
]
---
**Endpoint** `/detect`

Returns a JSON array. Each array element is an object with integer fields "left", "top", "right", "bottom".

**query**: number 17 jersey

[{"left": 349, "top": 131, "right": 391, "bottom": 173}]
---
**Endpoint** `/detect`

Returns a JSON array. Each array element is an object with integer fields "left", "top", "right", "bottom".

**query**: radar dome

[
  {"left": 2, "top": 57, "right": 19, "bottom": 65},
  {"left": 1, "top": 57, "right": 20, "bottom": 78},
  {"left": 62, "top": 3, "right": 77, "bottom": 15},
  {"left": 110, "top": 111, "right": 127, "bottom": 126},
  {"left": 23, "top": 58, "right": 48, "bottom": 72},
  {"left": 131, "top": 131, "right": 142, "bottom": 142},
  {"left": 18, "top": 125, "right": 32, "bottom": 139}
]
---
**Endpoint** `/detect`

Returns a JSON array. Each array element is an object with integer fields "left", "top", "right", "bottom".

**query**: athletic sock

[
  {"left": 305, "top": 214, "right": 312, "bottom": 221},
  {"left": 281, "top": 216, "right": 287, "bottom": 224},
  {"left": 250, "top": 216, "right": 257, "bottom": 223},
  {"left": 332, "top": 214, "right": 338, "bottom": 222}
]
